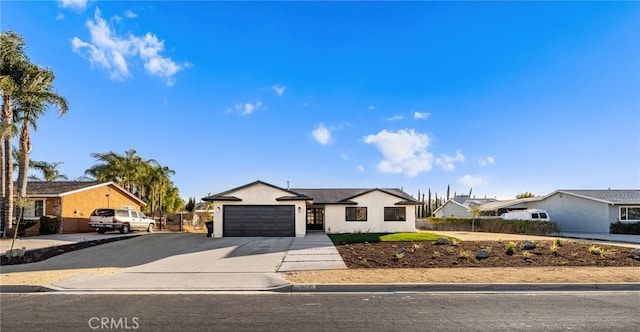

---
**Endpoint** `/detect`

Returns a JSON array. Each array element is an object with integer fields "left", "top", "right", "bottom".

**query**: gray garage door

[{"left": 223, "top": 205, "right": 295, "bottom": 237}]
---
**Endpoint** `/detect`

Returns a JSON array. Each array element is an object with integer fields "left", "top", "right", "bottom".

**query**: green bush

[
  {"left": 39, "top": 215, "right": 60, "bottom": 235},
  {"left": 610, "top": 221, "right": 640, "bottom": 235},
  {"left": 424, "top": 217, "right": 560, "bottom": 236}
]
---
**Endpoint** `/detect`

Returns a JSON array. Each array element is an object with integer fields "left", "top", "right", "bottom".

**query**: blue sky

[{"left": 3, "top": 1, "right": 639, "bottom": 201}]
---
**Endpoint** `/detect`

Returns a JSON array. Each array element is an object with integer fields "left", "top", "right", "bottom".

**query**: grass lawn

[{"left": 328, "top": 232, "right": 458, "bottom": 244}]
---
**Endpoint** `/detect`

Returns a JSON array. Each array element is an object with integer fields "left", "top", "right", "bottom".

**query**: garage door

[{"left": 223, "top": 205, "right": 295, "bottom": 237}]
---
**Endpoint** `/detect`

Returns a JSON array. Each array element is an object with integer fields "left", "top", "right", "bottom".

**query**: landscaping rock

[
  {"left": 396, "top": 247, "right": 406, "bottom": 255},
  {"left": 630, "top": 248, "right": 640, "bottom": 259},
  {"left": 435, "top": 238, "right": 450, "bottom": 245},
  {"left": 522, "top": 240, "right": 537, "bottom": 250},
  {"left": 476, "top": 249, "right": 490, "bottom": 260}
]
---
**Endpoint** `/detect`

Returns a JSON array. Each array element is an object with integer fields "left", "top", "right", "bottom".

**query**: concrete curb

[
  {"left": 277, "top": 283, "right": 640, "bottom": 293},
  {"left": 2, "top": 283, "right": 639, "bottom": 294}
]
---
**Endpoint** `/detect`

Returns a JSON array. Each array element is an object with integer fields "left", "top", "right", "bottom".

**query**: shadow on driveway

[{"left": 0, "top": 233, "right": 294, "bottom": 274}]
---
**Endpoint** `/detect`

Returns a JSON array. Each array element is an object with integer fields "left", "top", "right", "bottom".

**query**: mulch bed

[
  {"left": 335, "top": 240, "right": 640, "bottom": 268},
  {"left": 1, "top": 235, "right": 139, "bottom": 266}
]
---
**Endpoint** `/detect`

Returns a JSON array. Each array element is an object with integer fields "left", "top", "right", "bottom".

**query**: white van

[{"left": 500, "top": 209, "right": 550, "bottom": 221}]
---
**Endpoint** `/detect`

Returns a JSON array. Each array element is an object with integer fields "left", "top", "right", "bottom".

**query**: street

[{"left": 1, "top": 292, "right": 639, "bottom": 331}]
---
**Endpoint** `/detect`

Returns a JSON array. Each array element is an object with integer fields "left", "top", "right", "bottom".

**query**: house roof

[
  {"left": 21, "top": 181, "right": 146, "bottom": 206},
  {"left": 203, "top": 180, "right": 419, "bottom": 205},
  {"left": 292, "top": 188, "right": 419, "bottom": 205},
  {"left": 432, "top": 199, "right": 469, "bottom": 215},
  {"left": 550, "top": 190, "right": 640, "bottom": 205}
]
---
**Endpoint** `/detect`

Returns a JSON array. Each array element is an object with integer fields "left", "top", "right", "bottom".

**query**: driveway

[{"left": 3, "top": 233, "right": 297, "bottom": 291}]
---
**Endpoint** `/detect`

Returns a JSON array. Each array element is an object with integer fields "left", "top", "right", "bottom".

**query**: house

[
  {"left": 528, "top": 190, "right": 640, "bottom": 233},
  {"left": 432, "top": 197, "right": 498, "bottom": 218},
  {"left": 202, "top": 180, "right": 420, "bottom": 237},
  {"left": 14, "top": 181, "right": 146, "bottom": 236}
]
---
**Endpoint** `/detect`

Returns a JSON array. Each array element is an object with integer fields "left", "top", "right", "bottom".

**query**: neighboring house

[
  {"left": 202, "top": 180, "right": 420, "bottom": 237},
  {"left": 528, "top": 190, "right": 640, "bottom": 233},
  {"left": 432, "top": 197, "right": 498, "bottom": 218},
  {"left": 14, "top": 181, "right": 146, "bottom": 236}
]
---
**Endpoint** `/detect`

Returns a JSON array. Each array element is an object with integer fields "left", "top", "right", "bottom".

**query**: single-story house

[
  {"left": 12, "top": 181, "right": 146, "bottom": 236},
  {"left": 528, "top": 190, "right": 640, "bottom": 233},
  {"left": 432, "top": 197, "right": 499, "bottom": 218},
  {"left": 202, "top": 180, "right": 420, "bottom": 237}
]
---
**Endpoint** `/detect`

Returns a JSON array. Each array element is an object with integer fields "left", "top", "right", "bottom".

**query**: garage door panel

[{"left": 223, "top": 205, "right": 295, "bottom": 237}]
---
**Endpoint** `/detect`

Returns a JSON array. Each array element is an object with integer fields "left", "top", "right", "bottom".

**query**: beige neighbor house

[
  {"left": 14, "top": 181, "right": 146, "bottom": 236},
  {"left": 202, "top": 180, "right": 420, "bottom": 237}
]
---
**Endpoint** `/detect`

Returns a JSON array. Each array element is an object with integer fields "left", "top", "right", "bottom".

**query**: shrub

[
  {"left": 39, "top": 215, "right": 60, "bottom": 235},
  {"left": 11, "top": 219, "right": 38, "bottom": 237},
  {"left": 610, "top": 221, "right": 640, "bottom": 235},
  {"left": 505, "top": 241, "right": 517, "bottom": 255},
  {"left": 424, "top": 217, "right": 560, "bottom": 235}
]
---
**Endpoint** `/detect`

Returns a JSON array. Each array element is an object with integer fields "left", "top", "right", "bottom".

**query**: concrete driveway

[{"left": 3, "top": 233, "right": 298, "bottom": 291}]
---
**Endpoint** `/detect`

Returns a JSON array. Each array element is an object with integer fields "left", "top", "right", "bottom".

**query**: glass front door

[{"left": 306, "top": 208, "right": 324, "bottom": 231}]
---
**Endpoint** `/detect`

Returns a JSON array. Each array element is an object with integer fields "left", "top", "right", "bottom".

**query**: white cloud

[
  {"left": 272, "top": 84, "right": 286, "bottom": 96},
  {"left": 458, "top": 175, "right": 484, "bottom": 188},
  {"left": 312, "top": 123, "right": 332, "bottom": 145},
  {"left": 59, "top": 0, "right": 88, "bottom": 11},
  {"left": 368, "top": 106, "right": 376, "bottom": 111},
  {"left": 363, "top": 129, "right": 434, "bottom": 177},
  {"left": 435, "top": 150, "right": 465, "bottom": 171},
  {"left": 234, "top": 101, "right": 262, "bottom": 115},
  {"left": 385, "top": 114, "right": 404, "bottom": 121},
  {"left": 357, "top": 165, "right": 365, "bottom": 173},
  {"left": 479, "top": 156, "right": 495, "bottom": 167},
  {"left": 71, "top": 8, "right": 188, "bottom": 85},
  {"left": 56, "top": 13, "right": 65, "bottom": 20},
  {"left": 414, "top": 111, "right": 431, "bottom": 120},
  {"left": 124, "top": 9, "right": 137, "bottom": 18}
]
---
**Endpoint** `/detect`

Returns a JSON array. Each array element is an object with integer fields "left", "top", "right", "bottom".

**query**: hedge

[
  {"left": 610, "top": 221, "right": 640, "bottom": 235},
  {"left": 422, "top": 217, "right": 560, "bottom": 236},
  {"left": 39, "top": 215, "right": 60, "bottom": 235}
]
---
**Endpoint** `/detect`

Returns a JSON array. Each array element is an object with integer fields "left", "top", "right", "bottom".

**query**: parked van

[{"left": 500, "top": 209, "right": 550, "bottom": 221}]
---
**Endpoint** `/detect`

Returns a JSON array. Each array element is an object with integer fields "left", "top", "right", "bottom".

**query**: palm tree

[
  {"left": 29, "top": 161, "right": 68, "bottom": 182},
  {"left": 85, "top": 149, "right": 146, "bottom": 195},
  {"left": 1, "top": 31, "right": 30, "bottom": 235},
  {"left": 14, "top": 64, "right": 68, "bottom": 197}
]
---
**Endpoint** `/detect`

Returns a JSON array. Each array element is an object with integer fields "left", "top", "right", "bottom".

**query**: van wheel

[
  {"left": 97, "top": 228, "right": 106, "bottom": 234},
  {"left": 120, "top": 224, "right": 130, "bottom": 234},
  {"left": 147, "top": 224, "right": 154, "bottom": 233}
]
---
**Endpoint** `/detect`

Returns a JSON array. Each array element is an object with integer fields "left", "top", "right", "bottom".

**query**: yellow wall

[{"left": 23, "top": 184, "right": 144, "bottom": 236}]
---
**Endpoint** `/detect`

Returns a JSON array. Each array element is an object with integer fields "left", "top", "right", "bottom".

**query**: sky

[{"left": 2, "top": 0, "right": 639, "bottom": 202}]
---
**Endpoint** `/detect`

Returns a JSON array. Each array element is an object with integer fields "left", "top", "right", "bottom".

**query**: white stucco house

[{"left": 202, "top": 180, "right": 420, "bottom": 237}]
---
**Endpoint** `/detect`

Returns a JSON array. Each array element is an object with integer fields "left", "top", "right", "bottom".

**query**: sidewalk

[{"left": 0, "top": 233, "right": 142, "bottom": 255}]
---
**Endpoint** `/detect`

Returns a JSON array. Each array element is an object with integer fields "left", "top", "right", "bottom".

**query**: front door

[{"left": 306, "top": 208, "right": 324, "bottom": 231}]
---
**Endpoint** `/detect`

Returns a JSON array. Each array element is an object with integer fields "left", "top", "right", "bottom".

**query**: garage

[{"left": 223, "top": 205, "right": 295, "bottom": 237}]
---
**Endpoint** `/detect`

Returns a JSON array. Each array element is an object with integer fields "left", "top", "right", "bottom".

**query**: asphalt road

[{"left": 1, "top": 292, "right": 639, "bottom": 331}]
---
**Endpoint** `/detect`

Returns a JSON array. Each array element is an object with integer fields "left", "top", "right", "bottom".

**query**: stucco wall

[
  {"left": 211, "top": 183, "right": 307, "bottom": 237},
  {"left": 529, "top": 192, "right": 610, "bottom": 233},
  {"left": 324, "top": 190, "right": 416, "bottom": 234}
]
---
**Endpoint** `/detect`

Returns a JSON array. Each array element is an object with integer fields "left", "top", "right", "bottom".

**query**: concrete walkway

[
  {"left": 0, "top": 233, "right": 142, "bottom": 254},
  {"left": 279, "top": 233, "right": 347, "bottom": 272}
]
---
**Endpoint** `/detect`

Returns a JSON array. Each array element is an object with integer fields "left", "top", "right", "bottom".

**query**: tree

[
  {"left": 427, "top": 188, "right": 432, "bottom": 216},
  {"left": 14, "top": 64, "right": 68, "bottom": 197},
  {"left": 1, "top": 31, "right": 30, "bottom": 236},
  {"left": 29, "top": 160, "right": 68, "bottom": 181},
  {"left": 185, "top": 197, "right": 195, "bottom": 212},
  {"left": 469, "top": 205, "right": 481, "bottom": 232},
  {"left": 85, "top": 149, "right": 146, "bottom": 195},
  {"left": 446, "top": 184, "right": 450, "bottom": 201},
  {"left": 516, "top": 192, "right": 535, "bottom": 199}
]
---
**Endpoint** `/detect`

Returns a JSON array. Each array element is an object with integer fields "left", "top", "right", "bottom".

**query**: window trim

[
  {"left": 345, "top": 207, "right": 367, "bottom": 222},
  {"left": 620, "top": 206, "right": 640, "bottom": 222},
  {"left": 384, "top": 207, "right": 406, "bottom": 222}
]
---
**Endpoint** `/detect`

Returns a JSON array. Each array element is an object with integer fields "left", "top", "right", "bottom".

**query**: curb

[
  {"left": 2, "top": 283, "right": 639, "bottom": 294},
  {"left": 276, "top": 283, "right": 640, "bottom": 293}
]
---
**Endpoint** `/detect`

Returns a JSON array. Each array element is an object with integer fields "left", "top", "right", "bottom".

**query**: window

[
  {"left": 345, "top": 207, "right": 367, "bottom": 221},
  {"left": 531, "top": 213, "right": 539, "bottom": 219},
  {"left": 539, "top": 212, "right": 548, "bottom": 219},
  {"left": 15, "top": 200, "right": 45, "bottom": 220},
  {"left": 384, "top": 207, "right": 406, "bottom": 222},
  {"left": 620, "top": 207, "right": 640, "bottom": 221}
]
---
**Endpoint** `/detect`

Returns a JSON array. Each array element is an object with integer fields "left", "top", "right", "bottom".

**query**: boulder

[
  {"left": 629, "top": 248, "right": 640, "bottom": 259},
  {"left": 476, "top": 249, "right": 490, "bottom": 260},
  {"left": 522, "top": 240, "right": 537, "bottom": 250},
  {"left": 435, "top": 238, "right": 450, "bottom": 245}
]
